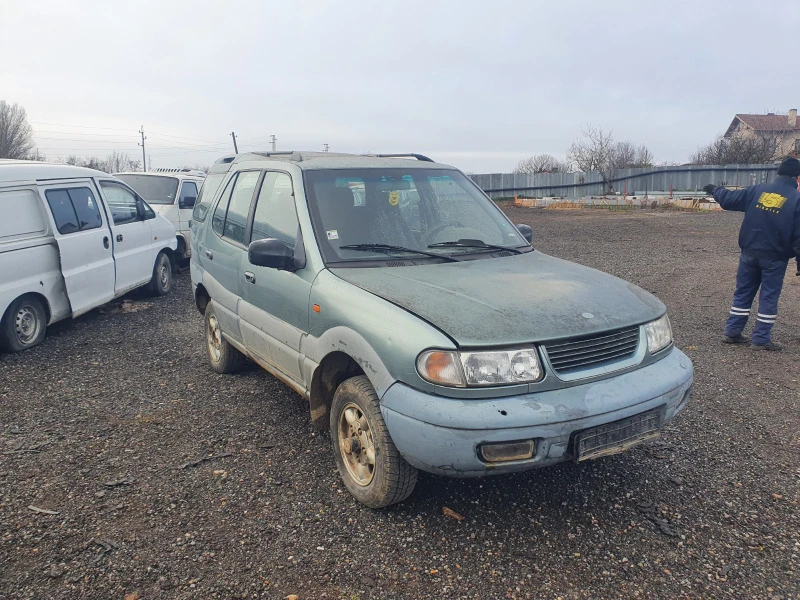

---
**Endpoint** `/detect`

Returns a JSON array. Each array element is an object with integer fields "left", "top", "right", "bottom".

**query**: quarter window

[
  {"left": 100, "top": 182, "right": 139, "bottom": 225},
  {"left": 193, "top": 173, "right": 226, "bottom": 222},
  {"left": 45, "top": 187, "right": 103, "bottom": 234},
  {"left": 251, "top": 172, "right": 298, "bottom": 246}
]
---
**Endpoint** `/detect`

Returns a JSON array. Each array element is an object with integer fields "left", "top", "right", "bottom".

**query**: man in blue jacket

[{"left": 703, "top": 156, "right": 800, "bottom": 351}]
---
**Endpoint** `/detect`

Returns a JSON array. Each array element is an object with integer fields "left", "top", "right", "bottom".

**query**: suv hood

[{"left": 330, "top": 252, "right": 665, "bottom": 347}]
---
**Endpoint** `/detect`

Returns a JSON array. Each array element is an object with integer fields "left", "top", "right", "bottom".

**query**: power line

[{"left": 29, "top": 121, "right": 134, "bottom": 132}]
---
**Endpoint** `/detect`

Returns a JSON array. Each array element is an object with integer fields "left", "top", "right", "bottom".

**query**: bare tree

[
  {"left": 690, "top": 132, "right": 782, "bottom": 165},
  {"left": 567, "top": 125, "right": 655, "bottom": 191},
  {"left": 567, "top": 125, "right": 615, "bottom": 173},
  {"left": 513, "top": 154, "right": 569, "bottom": 174},
  {"left": 0, "top": 101, "right": 36, "bottom": 159},
  {"left": 59, "top": 151, "right": 140, "bottom": 173}
]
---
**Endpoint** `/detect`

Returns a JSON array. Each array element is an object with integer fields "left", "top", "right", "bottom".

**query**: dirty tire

[
  {"left": 1, "top": 295, "right": 47, "bottom": 352},
  {"left": 204, "top": 301, "right": 245, "bottom": 374},
  {"left": 330, "top": 375, "right": 417, "bottom": 508},
  {"left": 149, "top": 252, "right": 173, "bottom": 296}
]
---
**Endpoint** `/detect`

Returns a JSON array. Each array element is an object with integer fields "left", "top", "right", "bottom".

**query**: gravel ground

[{"left": 1, "top": 207, "right": 798, "bottom": 600}]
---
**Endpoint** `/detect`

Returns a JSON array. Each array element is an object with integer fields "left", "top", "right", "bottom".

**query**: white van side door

[
  {"left": 97, "top": 180, "right": 155, "bottom": 294},
  {"left": 40, "top": 182, "right": 116, "bottom": 316}
]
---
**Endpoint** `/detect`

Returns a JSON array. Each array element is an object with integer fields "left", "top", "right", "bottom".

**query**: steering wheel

[{"left": 424, "top": 221, "right": 466, "bottom": 244}]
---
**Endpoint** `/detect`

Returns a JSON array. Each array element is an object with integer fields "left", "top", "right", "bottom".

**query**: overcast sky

[{"left": 2, "top": 0, "right": 799, "bottom": 173}]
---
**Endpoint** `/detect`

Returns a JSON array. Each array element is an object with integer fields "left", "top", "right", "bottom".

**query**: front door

[
  {"left": 239, "top": 171, "right": 311, "bottom": 383},
  {"left": 41, "top": 183, "right": 115, "bottom": 316},
  {"left": 97, "top": 180, "right": 155, "bottom": 294}
]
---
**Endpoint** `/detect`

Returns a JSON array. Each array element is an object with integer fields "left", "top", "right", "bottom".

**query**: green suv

[{"left": 190, "top": 152, "right": 693, "bottom": 508}]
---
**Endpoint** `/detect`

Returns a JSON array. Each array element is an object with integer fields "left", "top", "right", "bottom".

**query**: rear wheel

[
  {"left": 1, "top": 295, "right": 47, "bottom": 352},
  {"left": 149, "top": 252, "right": 172, "bottom": 296},
  {"left": 205, "top": 302, "right": 246, "bottom": 373},
  {"left": 330, "top": 375, "right": 417, "bottom": 508}
]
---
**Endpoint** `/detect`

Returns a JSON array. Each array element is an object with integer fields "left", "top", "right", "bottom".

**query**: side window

[
  {"left": 100, "top": 182, "right": 139, "bottom": 225},
  {"left": 212, "top": 175, "right": 236, "bottom": 237},
  {"left": 251, "top": 172, "right": 299, "bottom": 246},
  {"left": 222, "top": 171, "right": 260, "bottom": 244},
  {"left": 179, "top": 181, "right": 198, "bottom": 206},
  {"left": 45, "top": 187, "right": 102, "bottom": 234},
  {"left": 193, "top": 173, "right": 226, "bottom": 222},
  {"left": 69, "top": 187, "right": 103, "bottom": 230},
  {"left": 45, "top": 190, "right": 80, "bottom": 234}
]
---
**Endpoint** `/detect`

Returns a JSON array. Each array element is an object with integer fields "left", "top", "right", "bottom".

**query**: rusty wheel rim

[
  {"left": 338, "top": 403, "right": 376, "bottom": 486},
  {"left": 207, "top": 314, "right": 222, "bottom": 361}
]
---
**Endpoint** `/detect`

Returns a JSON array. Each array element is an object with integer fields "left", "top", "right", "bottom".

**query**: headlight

[
  {"left": 644, "top": 314, "right": 672, "bottom": 354},
  {"left": 417, "top": 348, "right": 543, "bottom": 387}
]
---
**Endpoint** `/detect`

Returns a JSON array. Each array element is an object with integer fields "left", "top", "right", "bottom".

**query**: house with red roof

[{"left": 724, "top": 110, "right": 800, "bottom": 158}]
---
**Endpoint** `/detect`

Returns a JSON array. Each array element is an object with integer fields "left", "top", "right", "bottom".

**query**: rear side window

[
  {"left": 193, "top": 173, "right": 226, "bottom": 222},
  {"left": 212, "top": 171, "right": 260, "bottom": 244},
  {"left": 45, "top": 187, "right": 102, "bottom": 234}
]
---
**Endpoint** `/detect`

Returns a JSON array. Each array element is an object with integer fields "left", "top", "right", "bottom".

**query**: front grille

[{"left": 544, "top": 326, "right": 640, "bottom": 375}]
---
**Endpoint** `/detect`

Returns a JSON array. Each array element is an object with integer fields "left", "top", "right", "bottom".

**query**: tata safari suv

[{"left": 190, "top": 151, "right": 694, "bottom": 508}]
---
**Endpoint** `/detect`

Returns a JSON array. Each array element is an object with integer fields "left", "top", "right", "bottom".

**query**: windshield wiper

[
  {"left": 339, "top": 243, "right": 461, "bottom": 262},
  {"left": 427, "top": 239, "right": 525, "bottom": 255}
]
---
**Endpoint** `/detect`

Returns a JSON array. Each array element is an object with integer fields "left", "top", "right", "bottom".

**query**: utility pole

[
  {"left": 323, "top": 143, "right": 329, "bottom": 152},
  {"left": 138, "top": 126, "right": 147, "bottom": 172},
  {"left": 231, "top": 131, "right": 239, "bottom": 154},
  {"left": 270, "top": 135, "right": 277, "bottom": 151}
]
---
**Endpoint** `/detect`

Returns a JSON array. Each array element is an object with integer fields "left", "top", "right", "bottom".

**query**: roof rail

[
  {"left": 151, "top": 167, "right": 205, "bottom": 174},
  {"left": 371, "top": 153, "right": 435, "bottom": 162}
]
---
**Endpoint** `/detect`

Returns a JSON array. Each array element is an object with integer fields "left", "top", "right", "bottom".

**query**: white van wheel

[
  {"left": 149, "top": 252, "right": 172, "bottom": 296},
  {"left": 2, "top": 295, "right": 47, "bottom": 352}
]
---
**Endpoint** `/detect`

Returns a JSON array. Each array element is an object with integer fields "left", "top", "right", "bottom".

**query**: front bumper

[{"left": 380, "top": 348, "right": 694, "bottom": 477}]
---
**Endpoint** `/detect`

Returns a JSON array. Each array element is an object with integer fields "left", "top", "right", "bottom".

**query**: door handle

[
  {"left": 103, "top": 236, "right": 109, "bottom": 249},
  {"left": 116, "top": 234, "right": 124, "bottom": 242},
  {"left": 244, "top": 272, "right": 256, "bottom": 284},
  {"left": 205, "top": 250, "right": 213, "bottom": 260}
]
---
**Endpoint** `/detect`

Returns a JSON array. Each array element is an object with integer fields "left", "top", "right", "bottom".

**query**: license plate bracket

[{"left": 574, "top": 407, "right": 664, "bottom": 462}]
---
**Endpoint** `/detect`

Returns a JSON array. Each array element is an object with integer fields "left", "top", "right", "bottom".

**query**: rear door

[
  {"left": 239, "top": 171, "right": 311, "bottom": 382},
  {"left": 97, "top": 180, "right": 155, "bottom": 294},
  {"left": 40, "top": 182, "right": 116, "bottom": 316}
]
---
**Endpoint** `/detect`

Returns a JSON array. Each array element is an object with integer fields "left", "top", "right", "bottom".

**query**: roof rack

[
  {"left": 371, "top": 153, "right": 435, "bottom": 162},
  {"left": 151, "top": 167, "right": 206, "bottom": 175}
]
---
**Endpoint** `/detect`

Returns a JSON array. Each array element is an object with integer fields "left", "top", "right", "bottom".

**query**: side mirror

[
  {"left": 248, "top": 238, "right": 295, "bottom": 271},
  {"left": 179, "top": 196, "right": 196, "bottom": 209},
  {"left": 135, "top": 198, "right": 146, "bottom": 220},
  {"left": 516, "top": 223, "right": 533, "bottom": 244}
]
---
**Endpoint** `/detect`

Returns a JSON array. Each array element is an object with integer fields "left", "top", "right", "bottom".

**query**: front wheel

[
  {"left": 1, "top": 295, "right": 47, "bottom": 352},
  {"left": 149, "top": 252, "right": 172, "bottom": 296},
  {"left": 330, "top": 375, "right": 417, "bottom": 508}
]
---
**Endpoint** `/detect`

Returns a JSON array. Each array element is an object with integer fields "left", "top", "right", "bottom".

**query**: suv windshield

[
  {"left": 116, "top": 174, "right": 179, "bottom": 205},
  {"left": 304, "top": 168, "right": 528, "bottom": 263}
]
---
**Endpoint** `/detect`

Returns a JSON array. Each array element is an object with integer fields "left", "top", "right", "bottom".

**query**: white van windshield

[{"left": 116, "top": 174, "right": 179, "bottom": 205}]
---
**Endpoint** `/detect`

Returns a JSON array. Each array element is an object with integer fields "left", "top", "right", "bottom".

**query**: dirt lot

[{"left": 1, "top": 208, "right": 798, "bottom": 600}]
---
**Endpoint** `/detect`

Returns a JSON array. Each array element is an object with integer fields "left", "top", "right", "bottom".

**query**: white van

[
  {"left": 115, "top": 169, "right": 205, "bottom": 263},
  {"left": 0, "top": 160, "right": 178, "bottom": 352}
]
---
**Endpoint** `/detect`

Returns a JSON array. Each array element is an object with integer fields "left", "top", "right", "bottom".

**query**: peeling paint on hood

[{"left": 331, "top": 252, "right": 665, "bottom": 347}]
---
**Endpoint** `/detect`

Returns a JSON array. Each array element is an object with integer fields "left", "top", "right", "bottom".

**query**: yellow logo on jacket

[{"left": 756, "top": 192, "right": 787, "bottom": 213}]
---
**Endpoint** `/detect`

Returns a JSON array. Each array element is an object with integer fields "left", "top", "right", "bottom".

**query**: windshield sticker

[
  {"left": 388, "top": 190, "right": 400, "bottom": 206},
  {"left": 326, "top": 229, "right": 339, "bottom": 240}
]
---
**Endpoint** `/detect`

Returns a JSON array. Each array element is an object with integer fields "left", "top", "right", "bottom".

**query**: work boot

[
  {"left": 751, "top": 341, "right": 783, "bottom": 351},
  {"left": 722, "top": 334, "right": 749, "bottom": 345}
]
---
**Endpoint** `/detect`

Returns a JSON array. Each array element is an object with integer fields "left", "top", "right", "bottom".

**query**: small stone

[
  {"left": 124, "top": 593, "right": 139, "bottom": 600},
  {"left": 47, "top": 564, "right": 64, "bottom": 578},
  {"left": 95, "top": 491, "right": 105, "bottom": 498}
]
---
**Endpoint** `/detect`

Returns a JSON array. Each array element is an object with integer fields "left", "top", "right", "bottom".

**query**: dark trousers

[{"left": 724, "top": 253, "right": 787, "bottom": 345}]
